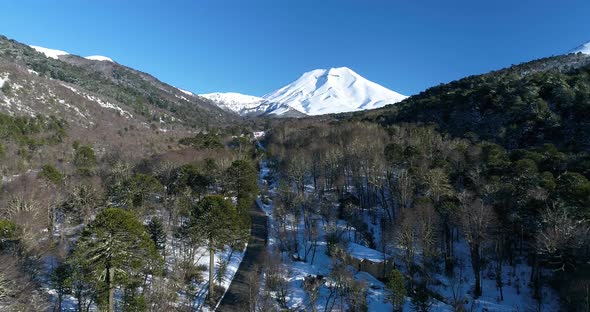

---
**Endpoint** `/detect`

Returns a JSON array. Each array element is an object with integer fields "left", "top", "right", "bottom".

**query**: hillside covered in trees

[
  {"left": 361, "top": 53, "right": 590, "bottom": 151},
  {"left": 256, "top": 53, "right": 590, "bottom": 310}
]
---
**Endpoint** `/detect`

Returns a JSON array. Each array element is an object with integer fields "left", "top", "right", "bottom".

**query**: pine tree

[
  {"left": 386, "top": 269, "right": 407, "bottom": 311},
  {"left": 73, "top": 208, "right": 160, "bottom": 312},
  {"left": 225, "top": 160, "right": 258, "bottom": 214},
  {"left": 189, "top": 195, "right": 244, "bottom": 306},
  {"left": 146, "top": 217, "right": 166, "bottom": 256}
]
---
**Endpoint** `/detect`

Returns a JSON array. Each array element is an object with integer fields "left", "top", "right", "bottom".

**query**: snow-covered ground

[
  {"left": 41, "top": 225, "right": 246, "bottom": 311},
  {"left": 167, "top": 242, "right": 247, "bottom": 311},
  {"left": 0, "top": 72, "right": 8, "bottom": 88},
  {"left": 258, "top": 159, "right": 560, "bottom": 311},
  {"left": 258, "top": 159, "right": 394, "bottom": 311}
]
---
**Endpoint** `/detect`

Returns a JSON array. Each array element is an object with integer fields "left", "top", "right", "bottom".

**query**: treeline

[
  {"left": 266, "top": 119, "right": 590, "bottom": 311},
  {"left": 0, "top": 129, "right": 260, "bottom": 311}
]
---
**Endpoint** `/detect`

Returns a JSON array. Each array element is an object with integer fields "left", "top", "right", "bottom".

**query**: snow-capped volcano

[
  {"left": 202, "top": 67, "right": 407, "bottom": 117},
  {"left": 263, "top": 67, "right": 407, "bottom": 116},
  {"left": 571, "top": 41, "right": 590, "bottom": 55},
  {"left": 200, "top": 92, "right": 264, "bottom": 114}
]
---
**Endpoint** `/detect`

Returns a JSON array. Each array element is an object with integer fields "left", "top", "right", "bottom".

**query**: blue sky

[{"left": 0, "top": 0, "right": 589, "bottom": 96}]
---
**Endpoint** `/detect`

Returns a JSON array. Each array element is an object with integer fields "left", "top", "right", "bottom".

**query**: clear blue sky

[{"left": 0, "top": 0, "right": 589, "bottom": 96}]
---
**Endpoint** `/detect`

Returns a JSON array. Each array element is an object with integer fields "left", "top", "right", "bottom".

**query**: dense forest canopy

[{"left": 361, "top": 53, "right": 590, "bottom": 151}]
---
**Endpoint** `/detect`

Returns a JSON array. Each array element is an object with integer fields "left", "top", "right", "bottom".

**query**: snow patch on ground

[
  {"left": 0, "top": 72, "right": 9, "bottom": 88},
  {"left": 58, "top": 99, "right": 87, "bottom": 119},
  {"left": 347, "top": 242, "right": 389, "bottom": 263},
  {"left": 60, "top": 83, "right": 79, "bottom": 94},
  {"left": 175, "top": 94, "right": 190, "bottom": 102},
  {"left": 85, "top": 94, "right": 133, "bottom": 118},
  {"left": 59, "top": 83, "right": 132, "bottom": 118},
  {"left": 177, "top": 88, "right": 194, "bottom": 96}
]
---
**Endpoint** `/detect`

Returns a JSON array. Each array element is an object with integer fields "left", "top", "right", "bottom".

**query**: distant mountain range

[
  {"left": 4, "top": 35, "right": 590, "bottom": 124},
  {"left": 201, "top": 67, "right": 407, "bottom": 117}
]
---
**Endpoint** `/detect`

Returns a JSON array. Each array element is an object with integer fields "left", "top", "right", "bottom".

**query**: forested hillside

[
  {"left": 0, "top": 35, "right": 234, "bottom": 128},
  {"left": 0, "top": 126, "right": 262, "bottom": 311},
  {"left": 361, "top": 53, "right": 590, "bottom": 151},
  {"left": 254, "top": 54, "right": 590, "bottom": 311},
  {"left": 0, "top": 35, "right": 264, "bottom": 311},
  {"left": 262, "top": 119, "right": 588, "bottom": 310}
]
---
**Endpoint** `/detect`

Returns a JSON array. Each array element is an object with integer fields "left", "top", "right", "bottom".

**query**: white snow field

[
  {"left": 29, "top": 45, "right": 70, "bottom": 59},
  {"left": 262, "top": 67, "right": 407, "bottom": 116},
  {"left": 200, "top": 92, "right": 264, "bottom": 114},
  {"left": 85, "top": 55, "right": 114, "bottom": 62}
]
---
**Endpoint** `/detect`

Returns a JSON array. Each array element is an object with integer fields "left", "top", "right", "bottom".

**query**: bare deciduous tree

[{"left": 458, "top": 192, "right": 496, "bottom": 297}]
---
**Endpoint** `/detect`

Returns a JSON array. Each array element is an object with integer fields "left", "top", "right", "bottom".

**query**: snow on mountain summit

[
  {"left": 30, "top": 45, "right": 115, "bottom": 62},
  {"left": 85, "top": 55, "right": 114, "bottom": 62},
  {"left": 201, "top": 67, "right": 407, "bottom": 117},
  {"left": 571, "top": 41, "right": 590, "bottom": 55},
  {"left": 29, "top": 45, "right": 70, "bottom": 59},
  {"left": 200, "top": 92, "right": 264, "bottom": 114},
  {"left": 262, "top": 67, "right": 407, "bottom": 116}
]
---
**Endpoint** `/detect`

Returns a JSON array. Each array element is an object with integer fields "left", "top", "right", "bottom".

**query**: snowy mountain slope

[
  {"left": 0, "top": 36, "right": 234, "bottom": 129},
  {"left": 29, "top": 45, "right": 70, "bottom": 59},
  {"left": 262, "top": 67, "right": 407, "bottom": 116},
  {"left": 30, "top": 45, "right": 116, "bottom": 62},
  {"left": 85, "top": 55, "right": 114, "bottom": 62},
  {"left": 177, "top": 88, "right": 195, "bottom": 96},
  {"left": 571, "top": 41, "right": 590, "bottom": 55},
  {"left": 200, "top": 92, "right": 264, "bottom": 114},
  {"left": 203, "top": 67, "right": 407, "bottom": 117}
]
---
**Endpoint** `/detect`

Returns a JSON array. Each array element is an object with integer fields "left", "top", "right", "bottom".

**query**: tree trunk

[
  {"left": 470, "top": 243, "right": 482, "bottom": 297},
  {"left": 209, "top": 244, "right": 215, "bottom": 307},
  {"left": 76, "top": 291, "right": 82, "bottom": 312},
  {"left": 444, "top": 224, "right": 453, "bottom": 274},
  {"left": 107, "top": 266, "right": 114, "bottom": 312}
]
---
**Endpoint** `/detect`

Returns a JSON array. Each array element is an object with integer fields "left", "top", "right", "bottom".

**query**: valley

[{"left": 0, "top": 28, "right": 589, "bottom": 312}]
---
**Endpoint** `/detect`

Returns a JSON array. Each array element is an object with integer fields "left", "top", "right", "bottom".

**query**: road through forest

[{"left": 216, "top": 200, "right": 268, "bottom": 311}]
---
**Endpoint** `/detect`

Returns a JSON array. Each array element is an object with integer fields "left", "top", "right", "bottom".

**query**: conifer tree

[
  {"left": 73, "top": 208, "right": 160, "bottom": 312},
  {"left": 190, "top": 195, "right": 244, "bottom": 306}
]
